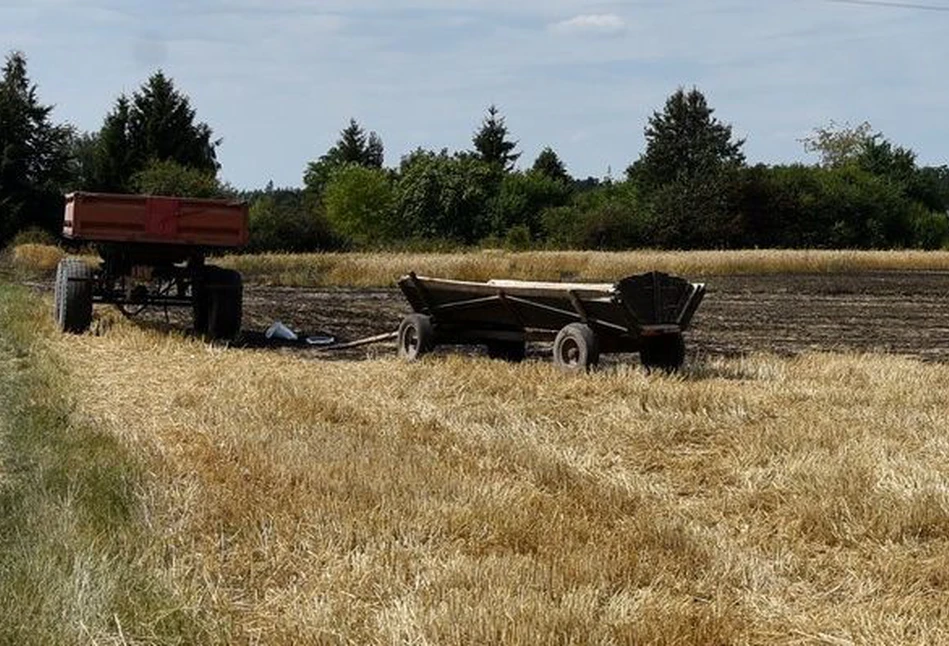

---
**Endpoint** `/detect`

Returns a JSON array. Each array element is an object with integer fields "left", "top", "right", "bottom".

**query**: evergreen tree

[
  {"left": 304, "top": 119, "right": 384, "bottom": 195},
  {"left": 0, "top": 51, "right": 72, "bottom": 242},
  {"left": 630, "top": 87, "right": 745, "bottom": 248},
  {"left": 634, "top": 87, "right": 744, "bottom": 190},
  {"left": 532, "top": 147, "right": 571, "bottom": 184},
  {"left": 91, "top": 96, "right": 134, "bottom": 191},
  {"left": 127, "top": 71, "right": 218, "bottom": 173},
  {"left": 83, "top": 71, "right": 219, "bottom": 193},
  {"left": 472, "top": 104, "right": 520, "bottom": 171}
]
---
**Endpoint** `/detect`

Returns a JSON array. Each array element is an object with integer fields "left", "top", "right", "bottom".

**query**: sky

[{"left": 3, "top": 0, "right": 949, "bottom": 189}]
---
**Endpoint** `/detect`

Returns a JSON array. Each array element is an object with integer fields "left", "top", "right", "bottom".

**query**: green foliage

[
  {"left": 0, "top": 285, "right": 208, "bottom": 644},
  {"left": 801, "top": 120, "right": 874, "bottom": 168},
  {"left": 130, "top": 159, "right": 228, "bottom": 198},
  {"left": 472, "top": 105, "right": 520, "bottom": 171},
  {"left": 633, "top": 86, "right": 745, "bottom": 191},
  {"left": 541, "top": 180, "right": 647, "bottom": 250},
  {"left": 395, "top": 149, "right": 497, "bottom": 243},
  {"left": 626, "top": 87, "right": 745, "bottom": 249},
  {"left": 0, "top": 51, "right": 72, "bottom": 244},
  {"left": 304, "top": 119, "right": 383, "bottom": 196},
  {"left": 735, "top": 163, "right": 941, "bottom": 249},
  {"left": 503, "top": 224, "right": 532, "bottom": 251},
  {"left": 909, "top": 206, "right": 949, "bottom": 250},
  {"left": 909, "top": 166, "right": 949, "bottom": 213},
  {"left": 247, "top": 188, "right": 338, "bottom": 253},
  {"left": 532, "top": 147, "right": 572, "bottom": 185},
  {"left": 128, "top": 71, "right": 218, "bottom": 173},
  {"left": 647, "top": 171, "right": 745, "bottom": 249},
  {"left": 80, "top": 72, "right": 219, "bottom": 193},
  {"left": 492, "top": 170, "right": 571, "bottom": 237},
  {"left": 323, "top": 164, "right": 396, "bottom": 246}
]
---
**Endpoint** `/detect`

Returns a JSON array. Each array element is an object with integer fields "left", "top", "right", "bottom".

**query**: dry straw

[
  {"left": 45, "top": 310, "right": 949, "bottom": 644},
  {"left": 221, "top": 249, "right": 949, "bottom": 287},
  {"left": 11, "top": 243, "right": 65, "bottom": 274}
]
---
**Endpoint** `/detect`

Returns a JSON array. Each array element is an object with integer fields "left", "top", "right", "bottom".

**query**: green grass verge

[{"left": 0, "top": 284, "right": 209, "bottom": 644}]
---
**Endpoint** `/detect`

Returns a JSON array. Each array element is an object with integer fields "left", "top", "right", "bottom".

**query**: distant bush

[
  {"left": 247, "top": 191, "right": 341, "bottom": 253},
  {"left": 131, "top": 159, "right": 230, "bottom": 198}
]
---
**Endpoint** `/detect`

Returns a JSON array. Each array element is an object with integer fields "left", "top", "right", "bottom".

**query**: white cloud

[{"left": 550, "top": 14, "right": 626, "bottom": 36}]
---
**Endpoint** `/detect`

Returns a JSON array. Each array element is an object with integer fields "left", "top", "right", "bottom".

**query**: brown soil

[{"left": 41, "top": 270, "right": 949, "bottom": 364}]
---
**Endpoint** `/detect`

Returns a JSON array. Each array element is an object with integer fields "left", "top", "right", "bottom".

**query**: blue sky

[{"left": 3, "top": 0, "right": 949, "bottom": 189}]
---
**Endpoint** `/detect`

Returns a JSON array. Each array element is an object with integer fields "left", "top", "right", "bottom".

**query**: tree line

[{"left": 2, "top": 50, "right": 948, "bottom": 253}]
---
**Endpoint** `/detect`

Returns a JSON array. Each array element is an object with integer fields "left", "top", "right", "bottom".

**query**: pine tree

[
  {"left": 472, "top": 105, "right": 520, "bottom": 171},
  {"left": 532, "top": 147, "right": 571, "bottom": 184},
  {"left": 82, "top": 71, "right": 219, "bottom": 192},
  {"left": 635, "top": 87, "right": 744, "bottom": 190},
  {"left": 0, "top": 51, "right": 72, "bottom": 242},
  {"left": 126, "top": 71, "right": 218, "bottom": 173},
  {"left": 304, "top": 119, "right": 384, "bottom": 195}
]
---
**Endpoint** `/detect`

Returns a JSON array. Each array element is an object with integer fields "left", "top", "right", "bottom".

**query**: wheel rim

[
  {"left": 558, "top": 337, "right": 581, "bottom": 366},
  {"left": 402, "top": 325, "right": 419, "bottom": 356}
]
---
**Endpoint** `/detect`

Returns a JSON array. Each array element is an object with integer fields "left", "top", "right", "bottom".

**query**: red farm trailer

[{"left": 54, "top": 192, "right": 248, "bottom": 339}]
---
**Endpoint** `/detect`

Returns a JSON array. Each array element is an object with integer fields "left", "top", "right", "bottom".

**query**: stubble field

[{"left": 3, "top": 252, "right": 949, "bottom": 645}]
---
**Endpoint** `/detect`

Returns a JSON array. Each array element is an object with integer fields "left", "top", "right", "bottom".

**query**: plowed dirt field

[{"left": 98, "top": 270, "right": 949, "bottom": 364}]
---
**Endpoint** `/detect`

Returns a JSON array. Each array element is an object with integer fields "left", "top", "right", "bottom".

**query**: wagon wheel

[
  {"left": 640, "top": 332, "right": 685, "bottom": 373},
  {"left": 398, "top": 314, "right": 435, "bottom": 360},
  {"left": 54, "top": 257, "right": 94, "bottom": 334},
  {"left": 552, "top": 323, "right": 599, "bottom": 373},
  {"left": 199, "top": 266, "right": 243, "bottom": 341},
  {"left": 486, "top": 340, "right": 526, "bottom": 363}
]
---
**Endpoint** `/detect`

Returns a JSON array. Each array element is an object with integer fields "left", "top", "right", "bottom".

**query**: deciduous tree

[{"left": 304, "top": 119, "right": 384, "bottom": 196}]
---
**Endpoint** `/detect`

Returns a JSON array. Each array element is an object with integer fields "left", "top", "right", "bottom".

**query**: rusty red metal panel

[
  {"left": 145, "top": 197, "right": 180, "bottom": 239},
  {"left": 63, "top": 192, "right": 248, "bottom": 247}
]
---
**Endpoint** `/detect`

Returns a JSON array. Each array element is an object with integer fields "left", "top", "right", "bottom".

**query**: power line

[{"left": 823, "top": 0, "right": 949, "bottom": 11}]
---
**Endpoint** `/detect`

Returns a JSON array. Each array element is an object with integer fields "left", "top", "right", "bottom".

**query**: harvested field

[{"left": 7, "top": 265, "right": 949, "bottom": 643}]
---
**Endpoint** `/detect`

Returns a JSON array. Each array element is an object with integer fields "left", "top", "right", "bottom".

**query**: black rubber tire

[
  {"left": 54, "top": 258, "right": 93, "bottom": 334},
  {"left": 204, "top": 267, "right": 242, "bottom": 341},
  {"left": 192, "top": 280, "right": 209, "bottom": 335},
  {"left": 552, "top": 323, "right": 599, "bottom": 373},
  {"left": 486, "top": 340, "right": 527, "bottom": 363},
  {"left": 640, "top": 333, "right": 686, "bottom": 373},
  {"left": 398, "top": 314, "right": 435, "bottom": 360}
]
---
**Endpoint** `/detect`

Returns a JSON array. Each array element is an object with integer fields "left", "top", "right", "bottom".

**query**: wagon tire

[
  {"left": 640, "top": 332, "right": 685, "bottom": 373},
  {"left": 192, "top": 280, "right": 209, "bottom": 335},
  {"left": 54, "top": 257, "right": 93, "bottom": 334},
  {"left": 486, "top": 340, "right": 526, "bottom": 363},
  {"left": 204, "top": 267, "right": 242, "bottom": 341},
  {"left": 553, "top": 323, "right": 598, "bottom": 373},
  {"left": 398, "top": 314, "right": 435, "bottom": 360}
]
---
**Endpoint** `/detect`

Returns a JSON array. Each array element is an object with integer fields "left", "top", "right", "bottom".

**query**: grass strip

[{"left": 0, "top": 283, "right": 207, "bottom": 645}]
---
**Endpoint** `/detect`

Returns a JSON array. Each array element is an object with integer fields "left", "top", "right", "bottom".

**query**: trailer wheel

[
  {"left": 398, "top": 314, "right": 435, "bottom": 360},
  {"left": 640, "top": 332, "right": 685, "bottom": 373},
  {"left": 553, "top": 323, "right": 599, "bottom": 373},
  {"left": 486, "top": 340, "right": 526, "bottom": 363},
  {"left": 192, "top": 282, "right": 209, "bottom": 334},
  {"left": 205, "top": 267, "right": 242, "bottom": 341},
  {"left": 54, "top": 258, "right": 93, "bottom": 334}
]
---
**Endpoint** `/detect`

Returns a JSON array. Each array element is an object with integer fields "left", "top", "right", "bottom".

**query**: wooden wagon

[{"left": 396, "top": 272, "right": 706, "bottom": 372}]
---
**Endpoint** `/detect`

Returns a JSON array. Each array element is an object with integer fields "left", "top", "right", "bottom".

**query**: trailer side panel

[{"left": 64, "top": 192, "right": 248, "bottom": 248}]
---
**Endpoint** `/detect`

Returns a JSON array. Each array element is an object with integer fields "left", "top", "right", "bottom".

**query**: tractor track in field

[{"left": 29, "top": 270, "right": 949, "bottom": 364}]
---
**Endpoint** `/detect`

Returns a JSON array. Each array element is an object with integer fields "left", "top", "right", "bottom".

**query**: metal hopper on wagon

[{"left": 396, "top": 271, "right": 706, "bottom": 372}]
